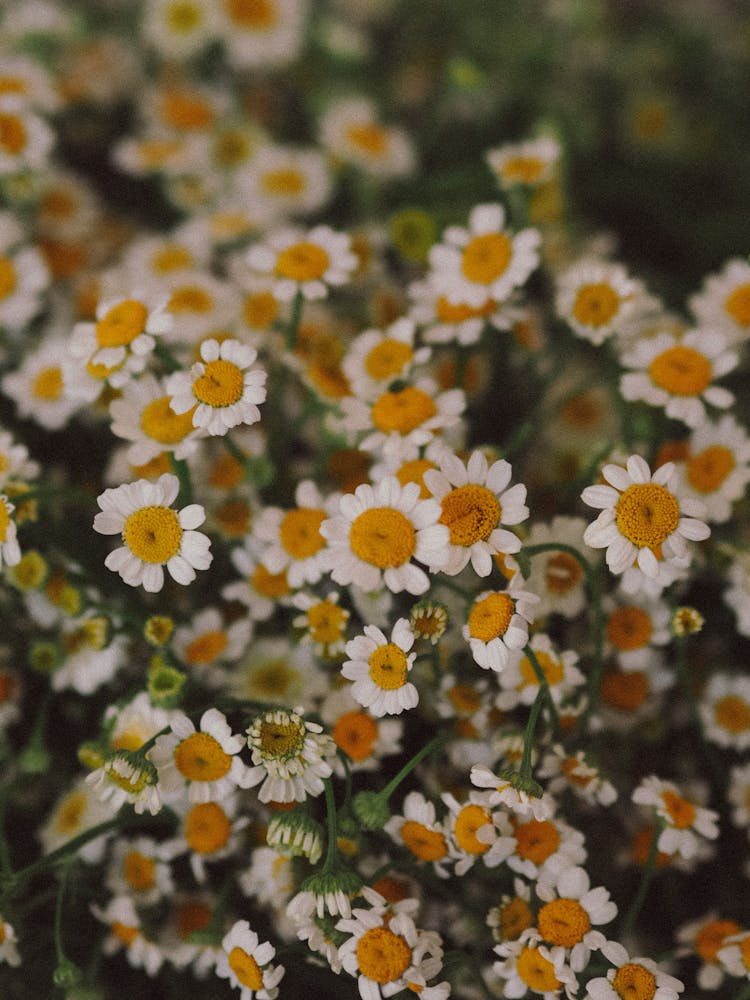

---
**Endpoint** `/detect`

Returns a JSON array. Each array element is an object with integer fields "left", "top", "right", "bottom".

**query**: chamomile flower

[
  {"left": 141, "top": 0, "right": 222, "bottom": 60},
  {"left": 0, "top": 54, "right": 60, "bottom": 112},
  {"left": 486, "top": 135, "right": 561, "bottom": 189},
  {"left": 222, "top": 537, "right": 294, "bottom": 622},
  {"left": 321, "top": 476, "right": 449, "bottom": 595},
  {"left": 0, "top": 429, "right": 38, "bottom": 489},
  {"left": 0, "top": 915, "right": 20, "bottom": 967},
  {"left": 581, "top": 455, "right": 710, "bottom": 580},
  {"left": 342, "top": 317, "right": 430, "bottom": 401},
  {"left": 499, "top": 810, "right": 588, "bottom": 883},
  {"left": 342, "top": 617, "right": 418, "bottom": 717},
  {"left": 0, "top": 495, "right": 20, "bottom": 569},
  {"left": 105, "top": 691, "right": 177, "bottom": 754},
  {"left": 718, "top": 930, "right": 750, "bottom": 982},
  {"left": 320, "top": 685, "right": 403, "bottom": 773},
  {"left": 675, "top": 911, "right": 742, "bottom": 991},
  {"left": 494, "top": 935, "right": 577, "bottom": 998},
  {"left": 619, "top": 328, "right": 738, "bottom": 428},
  {"left": 586, "top": 951, "right": 684, "bottom": 1000},
  {"left": 556, "top": 259, "right": 644, "bottom": 345},
  {"left": 522, "top": 516, "right": 588, "bottom": 620},
  {"left": 109, "top": 373, "right": 204, "bottom": 468},
  {"left": 0, "top": 213, "right": 49, "bottom": 333},
  {"left": 246, "top": 224, "right": 357, "bottom": 302},
  {"left": 54, "top": 613, "right": 127, "bottom": 694},
  {"left": 233, "top": 144, "right": 331, "bottom": 222},
  {"left": 632, "top": 775, "right": 719, "bottom": 859},
  {"left": 218, "top": 0, "right": 308, "bottom": 69},
  {"left": 230, "top": 636, "right": 327, "bottom": 710},
  {"left": 172, "top": 606, "right": 252, "bottom": 680},
  {"left": 105, "top": 836, "right": 175, "bottom": 906},
  {"left": 602, "top": 590, "right": 671, "bottom": 672},
  {"left": 463, "top": 580, "right": 539, "bottom": 672},
  {"left": 93, "top": 473, "right": 213, "bottom": 593},
  {"left": 532, "top": 865, "right": 618, "bottom": 972},
  {"left": 245, "top": 706, "right": 336, "bottom": 803},
  {"left": 292, "top": 590, "right": 350, "bottom": 657},
  {"left": 470, "top": 764, "right": 555, "bottom": 821},
  {"left": 0, "top": 94, "right": 54, "bottom": 174},
  {"left": 689, "top": 256, "right": 750, "bottom": 347},
  {"left": 538, "top": 746, "right": 618, "bottom": 807},
  {"left": 39, "top": 778, "right": 113, "bottom": 863},
  {"left": 87, "top": 750, "right": 163, "bottom": 817},
  {"left": 496, "top": 634, "right": 585, "bottom": 710},
  {"left": 429, "top": 202, "right": 540, "bottom": 308},
  {"left": 166, "top": 337, "right": 266, "bottom": 436},
  {"left": 319, "top": 95, "right": 416, "bottom": 178},
  {"left": 2, "top": 334, "right": 82, "bottom": 430},
  {"left": 675, "top": 414, "right": 750, "bottom": 523},
  {"left": 152, "top": 707, "right": 254, "bottom": 804},
  {"left": 93, "top": 895, "right": 164, "bottom": 977},
  {"left": 165, "top": 793, "right": 248, "bottom": 883},
  {"left": 699, "top": 673, "right": 750, "bottom": 751}
]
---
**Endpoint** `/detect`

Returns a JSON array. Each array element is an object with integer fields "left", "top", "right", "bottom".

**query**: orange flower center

[
  {"left": 513, "top": 819, "right": 560, "bottom": 864},
  {"left": 439, "top": 484, "right": 500, "bottom": 547},
  {"left": 612, "top": 963, "right": 657, "bottom": 1000},
  {"left": 123, "top": 851, "right": 156, "bottom": 892},
  {"left": 228, "top": 946, "right": 264, "bottom": 990},
  {"left": 0, "top": 257, "right": 17, "bottom": 300},
  {"left": 400, "top": 820, "right": 447, "bottom": 861},
  {"left": 516, "top": 946, "right": 560, "bottom": 992},
  {"left": 648, "top": 345, "right": 712, "bottom": 396},
  {"left": 275, "top": 242, "right": 329, "bottom": 282},
  {"left": 332, "top": 710, "right": 378, "bottom": 762},
  {"left": 694, "top": 919, "right": 742, "bottom": 962},
  {"left": 686, "top": 445, "right": 735, "bottom": 493},
  {"left": 350, "top": 507, "right": 416, "bottom": 568},
  {"left": 356, "top": 926, "right": 412, "bottom": 984},
  {"left": 725, "top": 283, "right": 750, "bottom": 326},
  {"left": 185, "top": 802, "right": 232, "bottom": 854},
  {"left": 279, "top": 507, "right": 326, "bottom": 559},
  {"left": 345, "top": 122, "right": 389, "bottom": 156},
  {"left": 454, "top": 803, "right": 491, "bottom": 854},
  {"left": 371, "top": 386, "right": 437, "bottom": 435},
  {"left": 467, "top": 592, "right": 515, "bottom": 642},
  {"left": 572, "top": 282, "right": 620, "bottom": 327},
  {"left": 173, "top": 731, "right": 232, "bottom": 782},
  {"left": 519, "top": 649, "right": 565, "bottom": 688},
  {"left": 600, "top": 670, "right": 649, "bottom": 711},
  {"left": 607, "top": 606, "right": 653, "bottom": 650},
  {"left": 544, "top": 551, "right": 583, "bottom": 594},
  {"left": 95, "top": 300, "right": 148, "bottom": 348},
  {"left": 714, "top": 695, "right": 750, "bottom": 733},
  {"left": 661, "top": 789, "right": 696, "bottom": 829},
  {"left": 186, "top": 629, "right": 228, "bottom": 665},
  {"left": 364, "top": 339, "right": 413, "bottom": 381},
  {"left": 461, "top": 233, "right": 513, "bottom": 284},
  {"left": 0, "top": 112, "right": 26, "bottom": 155},
  {"left": 615, "top": 482, "right": 680, "bottom": 549},
  {"left": 225, "top": 0, "right": 277, "bottom": 29},
  {"left": 537, "top": 897, "right": 591, "bottom": 947}
]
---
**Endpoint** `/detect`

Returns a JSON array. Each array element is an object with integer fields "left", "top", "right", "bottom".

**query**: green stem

[
  {"left": 380, "top": 732, "right": 448, "bottom": 802},
  {"left": 0, "top": 781, "right": 15, "bottom": 876},
  {"left": 170, "top": 455, "right": 193, "bottom": 507},
  {"left": 4, "top": 818, "right": 120, "bottom": 895},
  {"left": 322, "top": 777, "right": 340, "bottom": 872},
  {"left": 286, "top": 289, "right": 304, "bottom": 351},
  {"left": 621, "top": 819, "right": 664, "bottom": 940},
  {"left": 133, "top": 725, "right": 171, "bottom": 757},
  {"left": 523, "top": 644, "right": 560, "bottom": 734},
  {"left": 54, "top": 860, "right": 74, "bottom": 967},
  {"left": 519, "top": 687, "right": 546, "bottom": 782}
]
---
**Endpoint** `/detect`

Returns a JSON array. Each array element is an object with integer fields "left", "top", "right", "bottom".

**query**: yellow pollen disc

[
  {"left": 131, "top": 453, "right": 172, "bottom": 479},
  {"left": 214, "top": 129, "right": 251, "bottom": 167},
  {"left": 228, "top": 946, "right": 264, "bottom": 990},
  {"left": 612, "top": 963, "right": 657, "bottom": 1000},
  {"left": 436, "top": 295, "right": 496, "bottom": 323},
  {"left": 140, "top": 396, "right": 196, "bottom": 444},
  {"left": 516, "top": 946, "right": 560, "bottom": 992},
  {"left": 275, "top": 241, "right": 330, "bottom": 282},
  {"left": 356, "top": 926, "right": 412, "bottom": 984},
  {"left": 454, "top": 803, "right": 491, "bottom": 854},
  {"left": 725, "top": 284, "right": 750, "bottom": 327},
  {"left": 307, "top": 600, "right": 347, "bottom": 644},
  {"left": 661, "top": 789, "right": 696, "bottom": 829},
  {"left": 560, "top": 757, "right": 594, "bottom": 788},
  {"left": 111, "top": 727, "right": 148, "bottom": 752},
  {"left": 0, "top": 257, "right": 17, "bottom": 300},
  {"left": 186, "top": 630, "right": 228, "bottom": 665},
  {"left": 741, "top": 937, "right": 750, "bottom": 971},
  {"left": 501, "top": 156, "right": 545, "bottom": 185},
  {"left": 332, "top": 710, "right": 378, "bottom": 762},
  {"left": 538, "top": 897, "right": 591, "bottom": 947},
  {"left": 162, "top": 91, "right": 214, "bottom": 130},
  {"left": 368, "top": 643, "right": 409, "bottom": 690},
  {"left": 0, "top": 76, "right": 27, "bottom": 96},
  {"left": 519, "top": 650, "right": 564, "bottom": 688},
  {"left": 0, "top": 112, "right": 26, "bottom": 155},
  {"left": 607, "top": 606, "right": 653, "bottom": 650},
  {"left": 695, "top": 920, "right": 741, "bottom": 961},
  {"left": 349, "top": 507, "right": 416, "bottom": 568},
  {"left": 396, "top": 458, "right": 436, "bottom": 499},
  {"left": 216, "top": 499, "right": 251, "bottom": 536},
  {"left": 95, "top": 300, "right": 148, "bottom": 348},
  {"left": 400, "top": 819, "right": 447, "bottom": 860},
  {"left": 261, "top": 167, "right": 304, "bottom": 196},
  {"left": 168, "top": 285, "right": 213, "bottom": 313},
  {"left": 714, "top": 695, "right": 750, "bottom": 733},
  {"left": 225, "top": 0, "right": 277, "bottom": 29},
  {"left": 615, "top": 482, "right": 680, "bottom": 549},
  {"left": 243, "top": 291, "right": 279, "bottom": 329},
  {"left": 448, "top": 683, "right": 481, "bottom": 714},
  {"left": 112, "top": 922, "right": 139, "bottom": 947},
  {"left": 372, "top": 876, "right": 410, "bottom": 903},
  {"left": 0, "top": 503, "right": 9, "bottom": 543},
  {"left": 185, "top": 802, "right": 232, "bottom": 853},
  {"left": 560, "top": 391, "right": 605, "bottom": 429},
  {"left": 258, "top": 719, "right": 305, "bottom": 759},
  {"left": 513, "top": 819, "right": 560, "bottom": 864},
  {"left": 63, "top": 617, "right": 107, "bottom": 655},
  {"left": 572, "top": 282, "right": 620, "bottom": 327},
  {"left": 279, "top": 507, "right": 326, "bottom": 559},
  {"left": 123, "top": 851, "right": 156, "bottom": 892},
  {"left": 461, "top": 232, "right": 513, "bottom": 284},
  {"left": 499, "top": 897, "right": 534, "bottom": 941},
  {"left": 545, "top": 551, "right": 583, "bottom": 594},
  {"left": 32, "top": 366, "right": 63, "bottom": 400},
  {"left": 41, "top": 189, "right": 76, "bottom": 219},
  {"left": 371, "top": 386, "right": 437, "bottom": 435},
  {"left": 176, "top": 901, "right": 212, "bottom": 939},
  {"left": 166, "top": 1, "right": 202, "bottom": 30},
  {"left": 467, "top": 592, "right": 515, "bottom": 642},
  {"left": 648, "top": 345, "right": 712, "bottom": 396},
  {"left": 193, "top": 358, "right": 244, "bottom": 407},
  {"left": 251, "top": 564, "right": 291, "bottom": 598},
  {"left": 345, "top": 122, "right": 389, "bottom": 156},
  {"left": 364, "top": 339, "right": 413, "bottom": 381},
  {"left": 123, "top": 505, "right": 182, "bottom": 563},
  {"left": 173, "top": 731, "right": 232, "bottom": 782},
  {"left": 209, "top": 453, "right": 245, "bottom": 490},
  {"left": 55, "top": 791, "right": 87, "bottom": 835},
  {"left": 601, "top": 670, "right": 649, "bottom": 711},
  {"left": 687, "top": 445, "right": 735, "bottom": 493},
  {"left": 439, "top": 484, "right": 500, "bottom": 547},
  {"left": 152, "top": 244, "right": 193, "bottom": 272}
]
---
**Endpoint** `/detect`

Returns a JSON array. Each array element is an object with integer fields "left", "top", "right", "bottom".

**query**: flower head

[
  {"left": 245, "top": 706, "right": 335, "bottom": 803},
  {"left": 342, "top": 618, "right": 418, "bottom": 717}
]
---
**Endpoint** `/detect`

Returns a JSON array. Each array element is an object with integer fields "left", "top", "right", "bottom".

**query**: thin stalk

[
  {"left": 285, "top": 290, "right": 304, "bottom": 351},
  {"left": 519, "top": 687, "right": 546, "bottom": 782},
  {"left": 621, "top": 819, "right": 664, "bottom": 940},
  {"left": 322, "top": 777, "right": 340, "bottom": 872},
  {"left": 380, "top": 732, "right": 448, "bottom": 802},
  {"left": 523, "top": 644, "right": 560, "bottom": 734},
  {"left": 170, "top": 455, "right": 193, "bottom": 506}
]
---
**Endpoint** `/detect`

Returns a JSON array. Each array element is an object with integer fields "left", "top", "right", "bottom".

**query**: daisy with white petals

[
  {"left": 246, "top": 224, "right": 357, "bottom": 302},
  {"left": 463, "top": 579, "right": 539, "bottom": 672},
  {"left": 689, "top": 256, "right": 750, "bottom": 347},
  {"left": 342, "top": 618, "right": 418, "bottom": 717},
  {"left": 586, "top": 949, "right": 684, "bottom": 1000},
  {"left": 556, "top": 259, "right": 644, "bottom": 345},
  {"left": 109, "top": 372, "right": 204, "bottom": 466},
  {"left": 675, "top": 414, "right": 750, "bottom": 523},
  {"left": 245, "top": 706, "right": 335, "bottom": 803},
  {"left": 632, "top": 775, "right": 719, "bottom": 860},
  {"left": 0, "top": 495, "right": 21, "bottom": 569},
  {"left": 0, "top": 914, "right": 20, "bottom": 967},
  {"left": 94, "top": 473, "right": 212, "bottom": 593},
  {"left": 216, "top": 920, "right": 285, "bottom": 999}
]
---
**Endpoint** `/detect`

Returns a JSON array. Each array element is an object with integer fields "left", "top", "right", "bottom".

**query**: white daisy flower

[
  {"left": 105, "top": 691, "right": 178, "bottom": 754},
  {"left": 699, "top": 673, "right": 750, "bottom": 752},
  {"left": 87, "top": 751, "right": 162, "bottom": 817},
  {"left": 494, "top": 935, "right": 577, "bottom": 998},
  {"left": 53, "top": 613, "right": 128, "bottom": 694},
  {"left": 522, "top": 516, "right": 589, "bottom": 620},
  {"left": 2, "top": 334, "right": 83, "bottom": 430},
  {"left": 246, "top": 224, "right": 357, "bottom": 302},
  {"left": 462, "top": 580, "right": 539, "bottom": 672},
  {"left": 0, "top": 213, "right": 49, "bottom": 333},
  {"left": 470, "top": 764, "right": 555, "bottom": 821},
  {"left": 619, "top": 328, "right": 738, "bottom": 428},
  {"left": 217, "top": 0, "right": 308, "bottom": 69},
  {"left": 586, "top": 950, "right": 684, "bottom": 1000},
  {"left": 109, "top": 373, "right": 205, "bottom": 467},
  {"left": 632, "top": 775, "right": 719, "bottom": 860},
  {"left": 319, "top": 95, "right": 416, "bottom": 179},
  {"left": 602, "top": 589, "right": 671, "bottom": 672},
  {"left": 38, "top": 778, "right": 114, "bottom": 863},
  {"left": 675, "top": 414, "right": 750, "bottom": 523},
  {"left": 675, "top": 911, "right": 742, "bottom": 991},
  {"left": 342, "top": 617, "right": 418, "bottom": 717},
  {"left": 230, "top": 636, "right": 327, "bottom": 711},
  {"left": 689, "top": 256, "right": 750, "bottom": 347},
  {"left": 216, "top": 920, "right": 284, "bottom": 999},
  {"left": 581, "top": 454, "right": 710, "bottom": 580},
  {"left": 0, "top": 429, "right": 38, "bottom": 489},
  {"left": 342, "top": 317, "right": 430, "bottom": 401},
  {"left": 0, "top": 914, "right": 20, "bottom": 967},
  {"left": 92, "top": 895, "right": 164, "bottom": 977},
  {"left": 166, "top": 337, "right": 266, "bottom": 436},
  {"left": 233, "top": 144, "right": 331, "bottom": 222},
  {"left": 172, "top": 606, "right": 251, "bottom": 678},
  {"left": 538, "top": 746, "right": 618, "bottom": 808},
  {"left": 164, "top": 794, "right": 248, "bottom": 883},
  {"left": 497, "top": 808, "right": 588, "bottom": 883},
  {"left": 141, "top": 0, "right": 222, "bottom": 60},
  {"left": 222, "top": 539, "right": 294, "bottom": 621},
  {"left": 93, "top": 473, "right": 213, "bottom": 593},
  {"left": 533, "top": 865, "right": 618, "bottom": 973},
  {"left": 496, "top": 633, "right": 585, "bottom": 710},
  {"left": 105, "top": 836, "right": 175, "bottom": 906},
  {"left": 292, "top": 590, "right": 349, "bottom": 657},
  {"left": 429, "top": 202, "right": 540, "bottom": 308},
  {"left": 159, "top": 270, "right": 241, "bottom": 346},
  {"left": 725, "top": 553, "right": 750, "bottom": 637},
  {"left": 152, "top": 707, "right": 254, "bottom": 804},
  {"left": 423, "top": 448, "right": 528, "bottom": 576},
  {"left": 486, "top": 135, "right": 561, "bottom": 189},
  {"left": 556, "top": 258, "right": 645, "bottom": 345},
  {"left": 440, "top": 790, "right": 515, "bottom": 874},
  {"left": 245, "top": 706, "right": 336, "bottom": 804},
  {"left": 0, "top": 495, "right": 20, "bottom": 569},
  {"left": 0, "top": 54, "right": 60, "bottom": 112},
  {"left": 0, "top": 94, "right": 54, "bottom": 174},
  {"left": 409, "top": 270, "right": 522, "bottom": 346},
  {"left": 319, "top": 685, "right": 403, "bottom": 773},
  {"left": 320, "top": 476, "right": 450, "bottom": 596}
]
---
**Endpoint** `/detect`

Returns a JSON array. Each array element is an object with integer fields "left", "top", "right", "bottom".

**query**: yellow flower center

[
  {"left": 356, "top": 926, "right": 412, "bottom": 984},
  {"left": 275, "top": 241, "right": 330, "bottom": 282},
  {"left": 686, "top": 445, "right": 735, "bottom": 493},
  {"left": 648, "top": 345, "right": 712, "bottom": 396},
  {"left": 193, "top": 359, "right": 244, "bottom": 408},
  {"left": 725, "top": 283, "right": 750, "bottom": 326},
  {"left": 513, "top": 819, "right": 560, "bottom": 864},
  {"left": 612, "top": 963, "right": 657, "bottom": 1000},
  {"left": 519, "top": 649, "right": 565, "bottom": 688},
  {"left": 0, "top": 76, "right": 27, "bottom": 96},
  {"left": 140, "top": 395, "right": 196, "bottom": 444},
  {"left": 661, "top": 789, "right": 696, "bottom": 829},
  {"left": 173, "top": 731, "right": 232, "bottom": 782},
  {"left": 601, "top": 670, "right": 649, "bottom": 711},
  {"left": 123, "top": 506, "right": 183, "bottom": 563},
  {"left": 138, "top": 138, "right": 183, "bottom": 168},
  {"left": 306, "top": 599, "right": 348, "bottom": 645},
  {"left": 216, "top": 499, "right": 251, "bottom": 537},
  {"left": 152, "top": 244, "right": 193, "bottom": 273},
  {"left": 349, "top": 507, "right": 416, "bottom": 568},
  {"left": 400, "top": 819, "right": 448, "bottom": 861},
  {"left": 257, "top": 718, "right": 306, "bottom": 760},
  {"left": 251, "top": 564, "right": 291, "bottom": 598},
  {"left": 333, "top": 710, "right": 378, "bottom": 762},
  {"left": 0, "top": 502, "right": 9, "bottom": 544},
  {"left": 0, "top": 256, "right": 17, "bottom": 300},
  {"left": 168, "top": 285, "right": 213, "bottom": 313},
  {"left": 131, "top": 453, "right": 172, "bottom": 479},
  {"left": 225, "top": 0, "right": 277, "bottom": 29},
  {"left": 467, "top": 592, "right": 515, "bottom": 642},
  {"left": 607, "top": 606, "right": 653, "bottom": 650},
  {"left": 448, "top": 683, "right": 481, "bottom": 714},
  {"left": 368, "top": 643, "right": 409, "bottom": 690},
  {"left": 461, "top": 233, "right": 513, "bottom": 284},
  {"left": 631, "top": 825, "right": 673, "bottom": 869},
  {"left": 123, "top": 851, "right": 156, "bottom": 892},
  {"left": 372, "top": 386, "right": 438, "bottom": 436},
  {"left": 162, "top": 90, "right": 214, "bottom": 130},
  {"left": 186, "top": 630, "right": 228, "bottom": 665},
  {"left": 571, "top": 282, "right": 621, "bottom": 327},
  {"left": 516, "top": 946, "right": 560, "bottom": 992},
  {"left": 615, "top": 482, "right": 680, "bottom": 549},
  {"left": 63, "top": 617, "right": 107, "bottom": 655},
  {"left": 537, "top": 897, "right": 591, "bottom": 947},
  {"left": 228, "top": 946, "right": 265, "bottom": 989},
  {"left": 544, "top": 551, "right": 583, "bottom": 594},
  {"left": 501, "top": 156, "right": 545, "bottom": 185},
  {"left": 439, "top": 484, "right": 501, "bottom": 547},
  {"left": 111, "top": 726, "right": 149, "bottom": 752},
  {"left": 214, "top": 129, "right": 252, "bottom": 167},
  {"left": 243, "top": 291, "right": 279, "bottom": 329},
  {"left": 279, "top": 507, "right": 326, "bottom": 559},
  {"left": 207, "top": 454, "right": 244, "bottom": 492},
  {"left": 695, "top": 920, "right": 741, "bottom": 962},
  {"left": 166, "top": 0, "right": 203, "bottom": 30},
  {"left": 185, "top": 802, "right": 232, "bottom": 853},
  {"left": 176, "top": 900, "right": 212, "bottom": 939},
  {"left": 498, "top": 896, "right": 534, "bottom": 941},
  {"left": 714, "top": 695, "right": 750, "bottom": 733},
  {"left": 95, "top": 300, "right": 148, "bottom": 348},
  {"left": 261, "top": 167, "right": 305, "bottom": 196},
  {"left": 32, "top": 366, "right": 63, "bottom": 400},
  {"left": 345, "top": 122, "right": 389, "bottom": 156},
  {"left": 364, "top": 339, "right": 413, "bottom": 381},
  {"left": 435, "top": 295, "right": 497, "bottom": 322},
  {"left": 55, "top": 791, "right": 87, "bottom": 835},
  {"left": 0, "top": 112, "right": 27, "bottom": 155},
  {"left": 112, "top": 922, "right": 139, "bottom": 947},
  {"left": 454, "top": 803, "right": 491, "bottom": 854},
  {"left": 396, "top": 459, "right": 436, "bottom": 499}
]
